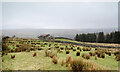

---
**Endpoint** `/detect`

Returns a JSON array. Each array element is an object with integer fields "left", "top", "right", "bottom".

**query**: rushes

[
  {"left": 73, "top": 49, "right": 76, "bottom": 51},
  {"left": 89, "top": 51, "right": 95, "bottom": 56},
  {"left": 66, "top": 50, "right": 69, "bottom": 54},
  {"left": 115, "top": 54, "right": 120, "bottom": 61},
  {"left": 108, "top": 52, "right": 111, "bottom": 56},
  {"left": 45, "top": 49, "right": 49, "bottom": 57},
  {"left": 66, "top": 55, "right": 72, "bottom": 67},
  {"left": 100, "top": 53, "right": 105, "bottom": 58},
  {"left": 86, "top": 53, "right": 90, "bottom": 60},
  {"left": 70, "top": 58, "right": 85, "bottom": 71},
  {"left": 65, "top": 56, "right": 108, "bottom": 71},
  {"left": 26, "top": 49, "right": 30, "bottom": 52},
  {"left": 45, "top": 49, "right": 57, "bottom": 58},
  {"left": 95, "top": 55, "right": 97, "bottom": 60},
  {"left": 83, "top": 47, "right": 91, "bottom": 51},
  {"left": 11, "top": 55, "right": 15, "bottom": 59},
  {"left": 33, "top": 52, "right": 37, "bottom": 57},
  {"left": 52, "top": 55, "right": 58, "bottom": 64},
  {"left": 57, "top": 48, "right": 63, "bottom": 53},
  {"left": 82, "top": 53, "right": 90, "bottom": 60},
  {"left": 61, "top": 59, "right": 65, "bottom": 66},
  {"left": 49, "top": 53, "right": 57, "bottom": 58},
  {"left": 76, "top": 51, "right": 80, "bottom": 56}
]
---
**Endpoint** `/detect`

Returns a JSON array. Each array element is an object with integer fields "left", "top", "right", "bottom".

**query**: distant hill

[{"left": 2, "top": 28, "right": 118, "bottom": 39}]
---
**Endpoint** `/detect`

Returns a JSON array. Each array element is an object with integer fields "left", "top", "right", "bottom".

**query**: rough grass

[
  {"left": 2, "top": 48, "right": 118, "bottom": 70},
  {"left": 2, "top": 51, "right": 70, "bottom": 70},
  {"left": 0, "top": 52, "right": 2, "bottom": 71},
  {"left": 2, "top": 38, "right": 119, "bottom": 70},
  {"left": 55, "top": 39, "right": 84, "bottom": 44}
]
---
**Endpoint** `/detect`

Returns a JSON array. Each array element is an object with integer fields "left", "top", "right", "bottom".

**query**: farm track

[{"left": 55, "top": 40, "right": 120, "bottom": 48}]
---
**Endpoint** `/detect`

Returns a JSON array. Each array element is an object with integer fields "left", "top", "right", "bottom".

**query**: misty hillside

[{"left": 2, "top": 28, "right": 118, "bottom": 39}]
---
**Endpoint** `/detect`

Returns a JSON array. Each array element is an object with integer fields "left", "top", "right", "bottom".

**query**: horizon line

[{"left": 1, "top": 27, "right": 118, "bottom": 30}]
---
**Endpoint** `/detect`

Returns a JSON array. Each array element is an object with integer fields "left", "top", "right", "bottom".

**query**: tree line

[{"left": 75, "top": 31, "right": 120, "bottom": 44}]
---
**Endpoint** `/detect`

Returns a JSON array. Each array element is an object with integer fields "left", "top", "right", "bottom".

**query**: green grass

[
  {"left": 2, "top": 51, "right": 70, "bottom": 70},
  {"left": 90, "top": 54, "right": 118, "bottom": 70},
  {"left": 2, "top": 49, "right": 118, "bottom": 70},
  {"left": 55, "top": 39, "right": 84, "bottom": 44},
  {"left": 2, "top": 38, "right": 119, "bottom": 70},
  {"left": 0, "top": 52, "right": 1, "bottom": 70}
]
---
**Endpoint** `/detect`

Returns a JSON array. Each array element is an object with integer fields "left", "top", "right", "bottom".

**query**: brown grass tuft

[
  {"left": 66, "top": 50, "right": 69, "bottom": 54},
  {"left": 77, "top": 47, "right": 80, "bottom": 50},
  {"left": 108, "top": 52, "right": 111, "bottom": 56},
  {"left": 115, "top": 54, "right": 120, "bottom": 61},
  {"left": 60, "top": 47, "right": 64, "bottom": 50},
  {"left": 11, "top": 55, "right": 15, "bottom": 59},
  {"left": 45, "top": 49, "right": 49, "bottom": 57},
  {"left": 86, "top": 53, "right": 90, "bottom": 60},
  {"left": 82, "top": 53, "right": 85, "bottom": 59},
  {"left": 114, "top": 51, "right": 119, "bottom": 56},
  {"left": 100, "top": 53, "right": 105, "bottom": 58},
  {"left": 52, "top": 56, "right": 58, "bottom": 64},
  {"left": 61, "top": 59, "right": 65, "bottom": 66},
  {"left": 70, "top": 58, "right": 85, "bottom": 71},
  {"left": 15, "top": 48, "right": 21, "bottom": 52},
  {"left": 66, "top": 55, "right": 72, "bottom": 67},
  {"left": 95, "top": 55, "right": 97, "bottom": 60},
  {"left": 33, "top": 52, "right": 37, "bottom": 57},
  {"left": 82, "top": 53, "right": 90, "bottom": 60},
  {"left": 26, "top": 49, "right": 30, "bottom": 52},
  {"left": 49, "top": 53, "right": 57, "bottom": 58},
  {"left": 73, "top": 49, "right": 76, "bottom": 51},
  {"left": 89, "top": 51, "right": 95, "bottom": 56},
  {"left": 76, "top": 51, "right": 80, "bottom": 56}
]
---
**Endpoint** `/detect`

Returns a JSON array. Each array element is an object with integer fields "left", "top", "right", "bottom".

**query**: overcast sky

[{"left": 2, "top": 2, "right": 118, "bottom": 29}]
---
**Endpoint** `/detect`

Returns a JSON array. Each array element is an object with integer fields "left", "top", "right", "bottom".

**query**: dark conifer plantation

[{"left": 74, "top": 31, "right": 120, "bottom": 44}]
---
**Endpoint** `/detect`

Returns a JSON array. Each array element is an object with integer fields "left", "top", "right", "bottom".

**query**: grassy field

[
  {"left": 55, "top": 38, "right": 120, "bottom": 47},
  {"left": 0, "top": 52, "right": 1, "bottom": 71},
  {"left": 1, "top": 38, "right": 119, "bottom": 70},
  {"left": 55, "top": 39, "right": 84, "bottom": 44}
]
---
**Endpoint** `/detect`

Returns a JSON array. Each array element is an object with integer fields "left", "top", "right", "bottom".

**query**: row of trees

[{"left": 75, "top": 31, "right": 120, "bottom": 44}]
